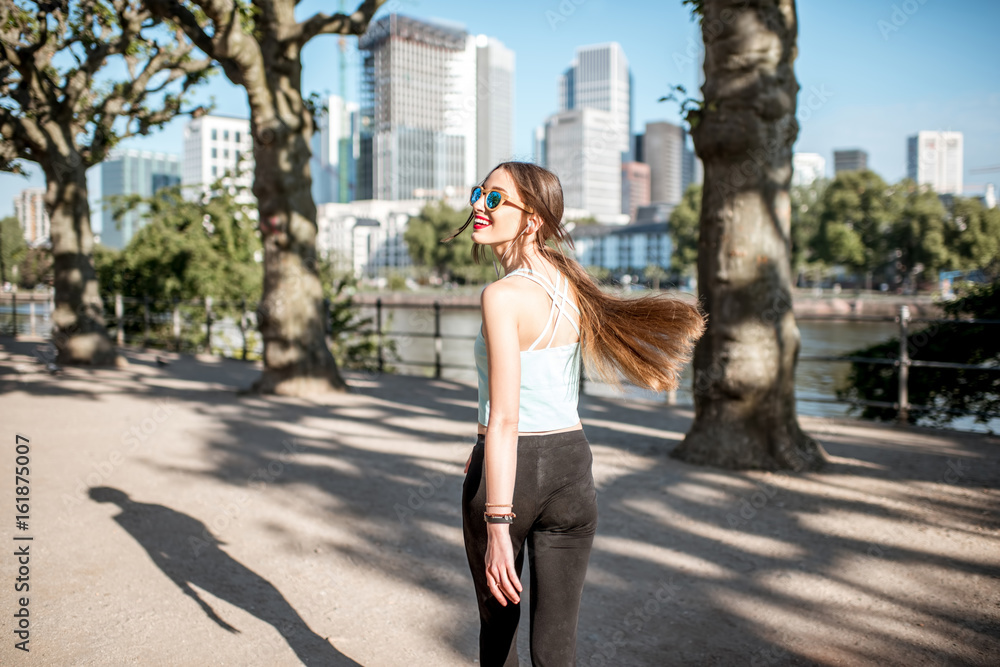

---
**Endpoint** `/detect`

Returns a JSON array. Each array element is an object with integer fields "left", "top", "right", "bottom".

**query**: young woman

[{"left": 448, "top": 162, "right": 705, "bottom": 666}]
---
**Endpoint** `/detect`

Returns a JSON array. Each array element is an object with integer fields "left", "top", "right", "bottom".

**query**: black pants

[{"left": 462, "top": 429, "right": 599, "bottom": 666}]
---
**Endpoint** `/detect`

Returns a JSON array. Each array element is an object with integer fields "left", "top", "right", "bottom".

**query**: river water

[{"left": 362, "top": 304, "right": 996, "bottom": 433}]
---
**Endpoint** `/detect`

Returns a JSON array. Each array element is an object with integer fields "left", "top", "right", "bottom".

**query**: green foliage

[
  {"left": 13, "top": 247, "right": 53, "bottom": 289},
  {"left": 837, "top": 279, "right": 1000, "bottom": 428},
  {"left": 403, "top": 200, "right": 492, "bottom": 283},
  {"left": 644, "top": 263, "right": 668, "bottom": 290},
  {"left": 890, "top": 179, "right": 953, "bottom": 285},
  {"left": 323, "top": 274, "right": 391, "bottom": 372},
  {"left": 0, "top": 216, "right": 28, "bottom": 285},
  {"left": 669, "top": 183, "right": 701, "bottom": 277},
  {"left": 949, "top": 196, "right": 1000, "bottom": 270},
  {"left": 814, "top": 170, "right": 902, "bottom": 275},
  {"left": 96, "top": 184, "right": 262, "bottom": 308},
  {"left": 568, "top": 215, "right": 599, "bottom": 226}
]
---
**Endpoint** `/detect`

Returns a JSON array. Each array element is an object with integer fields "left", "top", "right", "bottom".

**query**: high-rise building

[
  {"left": 312, "top": 95, "right": 360, "bottom": 205},
  {"left": 533, "top": 126, "right": 546, "bottom": 167},
  {"left": 545, "top": 108, "right": 622, "bottom": 218},
  {"left": 621, "top": 161, "right": 650, "bottom": 221},
  {"left": 99, "top": 149, "right": 180, "bottom": 249},
  {"left": 792, "top": 152, "right": 826, "bottom": 186},
  {"left": 476, "top": 35, "right": 515, "bottom": 179},
  {"left": 358, "top": 14, "right": 478, "bottom": 201},
  {"left": 907, "top": 131, "right": 963, "bottom": 195},
  {"left": 644, "top": 121, "right": 685, "bottom": 205},
  {"left": 13, "top": 188, "right": 49, "bottom": 247},
  {"left": 833, "top": 149, "right": 868, "bottom": 174},
  {"left": 182, "top": 115, "right": 253, "bottom": 202},
  {"left": 558, "top": 42, "right": 631, "bottom": 154}
]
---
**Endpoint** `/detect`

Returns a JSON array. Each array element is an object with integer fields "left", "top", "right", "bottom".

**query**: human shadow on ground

[
  {"left": 6, "top": 337, "right": 998, "bottom": 665},
  {"left": 88, "top": 486, "right": 359, "bottom": 667}
]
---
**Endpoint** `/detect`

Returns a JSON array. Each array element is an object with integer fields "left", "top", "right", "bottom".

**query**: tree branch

[{"left": 289, "top": 0, "right": 386, "bottom": 45}]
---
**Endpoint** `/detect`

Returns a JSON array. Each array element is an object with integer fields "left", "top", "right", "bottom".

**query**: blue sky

[{"left": 3, "top": 0, "right": 999, "bottom": 223}]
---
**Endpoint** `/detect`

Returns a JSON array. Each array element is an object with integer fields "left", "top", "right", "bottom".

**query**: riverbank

[
  {"left": 351, "top": 288, "right": 944, "bottom": 318},
  {"left": 0, "top": 337, "right": 996, "bottom": 665}
]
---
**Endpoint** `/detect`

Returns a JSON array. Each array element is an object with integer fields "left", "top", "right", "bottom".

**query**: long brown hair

[{"left": 443, "top": 161, "right": 706, "bottom": 392}]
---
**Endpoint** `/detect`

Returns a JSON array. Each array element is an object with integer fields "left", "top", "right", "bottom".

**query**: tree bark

[
  {"left": 245, "top": 41, "right": 346, "bottom": 395},
  {"left": 45, "top": 154, "right": 125, "bottom": 367},
  {"left": 671, "top": 0, "right": 826, "bottom": 471}
]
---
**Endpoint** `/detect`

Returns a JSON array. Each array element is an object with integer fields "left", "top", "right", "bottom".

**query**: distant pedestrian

[{"left": 447, "top": 161, "right": 705, "bottom": 665}]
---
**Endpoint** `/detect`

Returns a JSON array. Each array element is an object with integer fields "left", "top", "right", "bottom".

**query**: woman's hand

[{"left": 484, "top": 525, "right": 522, "bottom": 606}]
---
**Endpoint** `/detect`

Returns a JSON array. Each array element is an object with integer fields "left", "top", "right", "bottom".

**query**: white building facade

[
  {"left": 644, "top": 121, "right": 686, "bottom": 205},
  {"left": 182, "top": 115, "right": 253, "bottom": 201},
  {"left": 558, "top": 42, "right": 631, "bottom": 154},
  {"left": 545, "top": 108, "right": 624, "bottom": 219},
  {"left": 907, "top": 131, "right": 963, "bottom": 195}
]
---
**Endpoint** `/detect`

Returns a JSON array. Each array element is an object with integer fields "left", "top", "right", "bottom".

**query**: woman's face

[{"left": 469, "top": 168, "right": 533, "bottom": 249}]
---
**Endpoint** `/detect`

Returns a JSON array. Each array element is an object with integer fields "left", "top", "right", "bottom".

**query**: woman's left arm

[{"left": 480, "top": 280, "right": 523, "bottom": 606}]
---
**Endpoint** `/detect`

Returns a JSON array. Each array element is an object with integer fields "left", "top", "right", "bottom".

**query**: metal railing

[
  {"left": 3, "top": 294, "right": 998, "bottom": 425},
  {"left": 795, "top": 305, "right": 999, "bottom": 421}
]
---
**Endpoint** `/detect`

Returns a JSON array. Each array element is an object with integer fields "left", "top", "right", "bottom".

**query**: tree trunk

[
  {"left": 671, "top": 0, "right": 826, "bottom": 471},
  {"left": 45, "top": 156, "right": 125, "bottom": 367},
  {"left": 246, "top": 57, "right": 346, "bottom": 396}
]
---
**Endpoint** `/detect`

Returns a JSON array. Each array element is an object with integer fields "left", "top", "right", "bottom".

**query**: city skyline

[{"left": 2, "top": 0, "right": 998, "bottom": 219}]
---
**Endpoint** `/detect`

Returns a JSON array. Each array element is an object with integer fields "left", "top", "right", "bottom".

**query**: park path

[{"left": 0, "top": 337, "right": 997, "bottom": 666}]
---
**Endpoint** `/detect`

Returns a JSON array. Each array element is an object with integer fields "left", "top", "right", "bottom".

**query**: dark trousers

[{"left": 462, "top": 429, "right": 599, "bottom": 666}]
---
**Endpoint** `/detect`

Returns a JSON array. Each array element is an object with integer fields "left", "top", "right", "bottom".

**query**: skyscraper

[
  {"left": 533, "top": 126, "right": 546, "bottom": 167},
  {"left": 358, "top": 14, "right": 478, "bottom": 201},
  {"left": 907, "top": 131, "right": 963, "bottom": 195},
  {"left": 621, "top": 161, "right": 651, "bottom": 221},
  {"left": 100, "top": 149, "right": 181, "bottom": 249},
  {"left": 833, "top": 149, "right": 868, "bottom": 174},
  {"left": 545, "top": 108, "right": 622, "bottom": 217},
  {"left": 558, "top": 42, "right": 631, "bottom": 154},
  {"left": 13, "top": 188, "right": 49, "bottom": 247},
  {"left": 311, "top": 95, "right": 360, "bottom": 205},
  {"left": 476, "top": 35, "right": 515, "bottom": 179},
  {"left": 644, "top": 121, "right": 685, "bottom": 205}
]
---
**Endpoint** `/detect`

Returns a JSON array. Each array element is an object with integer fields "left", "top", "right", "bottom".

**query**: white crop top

[{"left": 474, "top": 268, "right": 582, "bottom": 431}]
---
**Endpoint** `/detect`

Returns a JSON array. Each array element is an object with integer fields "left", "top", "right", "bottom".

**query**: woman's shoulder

[{"left": 480, "top": 278, "right": 522, "bottom": 311}]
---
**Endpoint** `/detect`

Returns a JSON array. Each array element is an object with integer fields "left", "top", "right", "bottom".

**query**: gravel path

[{"left": 0, "top": 338, "right": 997, "bottom": 666}]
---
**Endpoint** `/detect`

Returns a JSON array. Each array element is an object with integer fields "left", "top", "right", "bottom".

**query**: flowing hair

[{"left": 443, "top": 161, "right": 706, "bottom": 392}]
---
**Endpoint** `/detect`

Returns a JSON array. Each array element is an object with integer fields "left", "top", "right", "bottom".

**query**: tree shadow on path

[{"left": 88, "top": 486, "right": 359, "bottom": 667}]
